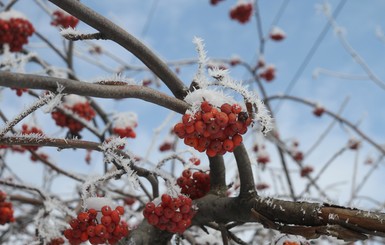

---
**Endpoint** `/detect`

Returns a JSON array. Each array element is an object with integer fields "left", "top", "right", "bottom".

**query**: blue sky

[{"left": 2, "top": 0, "right": 385, "bottom": 226}]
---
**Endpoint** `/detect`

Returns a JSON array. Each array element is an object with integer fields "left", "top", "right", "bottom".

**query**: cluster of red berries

[
  {"left": 300, "top": 166, "right": 313, "bottom": 177},
  {"left": 259, "top": 65, "right": 276, "bottom": 82},
  {"left": 283, "top": 241, "right": 300, "bottom": 245},
  {"left": 174, "top": 101, "right": 251, "bottom": 157},
  {"left": 143, "top": 194, "right": 195, "bottom": 234},
  {"left": 0, "top": 144, "right": 25, "bottom": 153},
  {"left": 111, "top": 112, "right": 138, "bottom": 139},
  {"left": 51, "top": 10, "right": 79, "bottom": 29},
  {"left": 21, "top": 124, "right": 44, "bottom": 151},
  {"left": 0, "top": 191, "right": 15, "bottom": 225},
  {"left": 177, "top": 169, "right": 210, "bottom": 200},
  {"left": 230, "top": 2, "right": 253, "bottom": 24},
  {"left": 11, "top": 87, "right": 28, "bottom": 96},
  {"left": 256, "top": 182, "right": 269, "bottom": 191},
  {"left": 159, "top": 141, "right": 173, "bottom": 152},
  {"left": 210, "top": 0, "right": 224, "bottom": 5},
  {"left": 313, "top": 105, "right": 325, "bottom": 117},
  {"left": 30, "top": 152, "right": 48, "bottom": 162},
  {"left": 189, "top": 157, "right": 201, "bottom": 166},
  {"left": 348, "top": 138, "right": 360, "bottom": 150},
  {"left": 269, "top": 27, "right": 286, "bottom": 41},
  {"left": 47, "top": 237, "right": 65, "bottom": 245},
  {"left": 0, "top": 16, "right": 34, "bottom": 52},
  {"left": 52, "top": 101, "right": 96, "bottom": 134},
  {"left": 64, "top": 205, "right": 129, "bottom": 245},
  {"left": 112, "top": 127, "right": 136, "bottom": 138}
]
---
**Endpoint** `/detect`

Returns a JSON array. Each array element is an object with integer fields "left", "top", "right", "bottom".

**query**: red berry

[{"left": 101, "top": 206, "right": 112, "bottom": 216}]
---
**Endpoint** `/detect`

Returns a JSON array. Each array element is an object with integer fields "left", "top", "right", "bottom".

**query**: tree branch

[
  {"left": 0, "top": 72, "right": 189, "bottom": 114},
  {"left": 192, "top": 195, "right": 385, "bottom": 241},
  {"left": 48, "top": 0, "right": 188, "bottom": 99},
  {"left": 208, "top": 155, "right": 227, "bottom": 195},
  {"left": 233, "top": 143, "right": 257, "bottom": 198}
]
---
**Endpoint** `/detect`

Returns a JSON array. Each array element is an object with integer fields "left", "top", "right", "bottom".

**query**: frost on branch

[
  {"left": 98, "top": 137, "right": 140, "bottom": 190},
  {"left": 59, "top": 27, "right": 82, "bottom": 39}
]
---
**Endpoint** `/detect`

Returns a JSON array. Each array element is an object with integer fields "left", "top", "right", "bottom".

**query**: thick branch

[
  {"left": 233, "top": 143, "right": 257, "bottom": 198},
  {"left": 208, "top": 155, "right": 227, "bottom": 195},
  {"left": 0, "top": 72, "right": 189, "bottom": 114},
  {"left": 48, "top": 0, "right": 188, "bottom": 99},
  {"left": 192, "top": 195, "right": 385, "bottom": 241}
]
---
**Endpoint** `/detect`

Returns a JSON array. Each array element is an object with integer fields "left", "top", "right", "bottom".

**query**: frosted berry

[
  {"left": 269, "top": 26, "right": 286, "bottom": 41},
  {"left": 112, "top": 112, "right": 138, "bottom": 138}
]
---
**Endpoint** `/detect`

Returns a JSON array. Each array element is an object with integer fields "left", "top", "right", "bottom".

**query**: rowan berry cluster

[
  {"left": 256, "top": 182, "right": 269, "bottom": 191},
  {"left": 259, "top": 65, "right": 276, "bottom": 82},
  {"left": 51, "top": 97, "right": 96, "bottom": 134},
  {"left": 0, "top": 15, "right": 34, "bottom": 52},
  {"left": 11, "top": 87, "right": 28, "bottom": 96},
  {"left": 313, "top": 105, "right": 325, "bottom": 117},
  {"left": 300, "top": 166, "right": 313, "bottom": 177},
  {"left": 230, "top": 2, "right": 253, "bottom": 24},
  {"left": 177, "top": 169, "right": 210, "bottom": 200},
  {"left": 143, "top": 194, "right": 195, "bottom": 234},
  {"left": 189, "top": 157, "right": 201, "bottom": 166},
  {"left": 112, "top": 112, "right": 138, "bottom": 138},
  {"left": 269, "top": 26, "right": 286, "bottom": 41},
  {"left": 112, "top": 127, "right": 136, "bottom": 138},
  {"left": 159, "top": 141, "right": 173, "bottom": 152},
  {"left": 174, "top": 101, "right": 251, "bottom": 157},
  {"left": 63, "top": 205, "right": 129, "bottom": 245},
  {"left": 210, "top": 0, "right": 224, "bottom": 5},
  {"left": 0, "top": 191, "right": 15, "bottom": 225},
  {"left": 47, "top": 237, "right": 65, "bottom": 245},
  {"left": 21, "top": 124, "right": 44, "bottom": 151},
  {"left": 283, "top": 241, "right": 300, "bottom": 245},
  {"left": 51, "top": 10, "right": 79, "bottom": 29}
]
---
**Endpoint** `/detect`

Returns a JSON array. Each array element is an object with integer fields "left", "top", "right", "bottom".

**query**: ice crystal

[
  {"left": 59, "top": 27, "right": 82, "bottom": 39},
  {"left": 43, "top": 84, "right": 65, "bottom": 113}
]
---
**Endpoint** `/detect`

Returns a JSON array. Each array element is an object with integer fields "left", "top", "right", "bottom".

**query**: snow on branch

[{"left": 60, "top": 27, "right": 106, "bottom": 41}]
